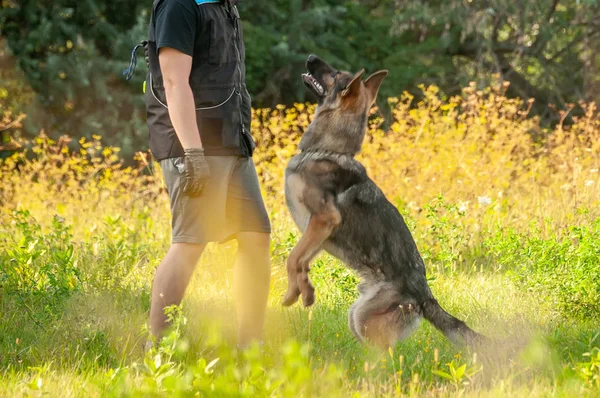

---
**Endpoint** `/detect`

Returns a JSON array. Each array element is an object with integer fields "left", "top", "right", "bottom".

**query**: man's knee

[
  {"left": 236, "top": 232, "right": 271, "bottom": 255},
  {"left": 170, "top": 242, "right": 206, "bottom": 262}
]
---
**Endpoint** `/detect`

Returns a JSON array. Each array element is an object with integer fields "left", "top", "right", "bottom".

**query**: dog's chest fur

[
  {"left": 284, "top": 171, "right": 311, "bottom": 233},
  {"left": 284, "top": 151, "right": 366, "bottom": 232}
]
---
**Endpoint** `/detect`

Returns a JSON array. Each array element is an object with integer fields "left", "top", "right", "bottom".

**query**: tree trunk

[{"left": 583, "top": 34, "right": 600, "bottom": 106}]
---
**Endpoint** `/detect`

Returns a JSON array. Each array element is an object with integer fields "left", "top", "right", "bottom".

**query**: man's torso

[{"left": 145, "top": 0, "right": 254, "bottom": 160}]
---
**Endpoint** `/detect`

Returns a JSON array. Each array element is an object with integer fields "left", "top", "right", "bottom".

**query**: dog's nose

[{"left": 306, "top": 54, "right": 319, "bottom": 67}]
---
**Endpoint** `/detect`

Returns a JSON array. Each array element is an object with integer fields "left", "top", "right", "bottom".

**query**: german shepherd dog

[{"left": 282, "top": 55, "right": 485, "bottom": 349}]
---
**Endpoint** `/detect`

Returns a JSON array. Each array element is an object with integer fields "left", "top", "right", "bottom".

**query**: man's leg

[
  {"left": 233, "top": 231, "right": 271, "bottom": 347},
  {"left": 149, "top": 242, "right": 205, "bottom": 338}
]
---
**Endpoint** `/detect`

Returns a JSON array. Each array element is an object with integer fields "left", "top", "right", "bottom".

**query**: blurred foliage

[
  {"left": 391, "top": 0, "right": 600, "bottom": 120},
  {"left": 0, "top": 0, "right": 599, "bottom": 157},
  {"left": 0, "top": 0, "right": 150, "bottom": 157}
]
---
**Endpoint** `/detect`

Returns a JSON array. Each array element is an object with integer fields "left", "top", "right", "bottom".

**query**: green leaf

[{"left": 432, "top": 370, "right": 454, "bottom": 381}]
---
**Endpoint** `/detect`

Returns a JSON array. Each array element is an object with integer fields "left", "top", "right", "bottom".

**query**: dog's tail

[{"left": 420, "top": 297, "right": 485, "bottom": 347}]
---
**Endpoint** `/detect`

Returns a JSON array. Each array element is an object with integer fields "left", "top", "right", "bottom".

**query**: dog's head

[{"left": 299, "top": 55, "right": 388, "bottom": 155}]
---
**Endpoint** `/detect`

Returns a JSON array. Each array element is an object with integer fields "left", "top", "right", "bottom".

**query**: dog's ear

[
  {"left": 341, "top": 69, "right": 365, "bottom": 97},
  {"left": 364, "top": 70, "right": 388, "bottom": 105}
]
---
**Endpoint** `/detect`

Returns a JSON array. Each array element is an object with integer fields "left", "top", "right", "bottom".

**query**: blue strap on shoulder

[{"left": 195, "top": 0, "right": 220, "bottom": 4}]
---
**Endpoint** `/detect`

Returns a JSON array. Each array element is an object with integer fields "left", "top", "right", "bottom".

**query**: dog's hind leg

[
  {"left": 348, "top": 302, "right": 363, "bottom": 342},
  {"left": 347, "top": 282, "right": 371, "bottom": 342},
  {"left": 349, "top": 283, "right": 423, "bottom": 349}
]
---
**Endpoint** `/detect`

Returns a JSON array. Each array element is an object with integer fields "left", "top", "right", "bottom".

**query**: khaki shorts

[{"left": 159, "top": 156, "right": 271, "bottom": 245}]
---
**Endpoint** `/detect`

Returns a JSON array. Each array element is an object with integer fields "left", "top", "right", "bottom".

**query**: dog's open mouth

[{"left": 302, "top": 73, "right": 324, "bottom": 97}]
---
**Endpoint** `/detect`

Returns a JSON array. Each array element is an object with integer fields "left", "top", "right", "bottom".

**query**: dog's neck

[
  {"left": 297, "top": 109, "right": 368, "bottom": 156},
  {"left": 299, "top": 148, "right": 356, "bottom": 159},
  {"left": 290, "top": 149, "right": 366, "bottom": 176}
]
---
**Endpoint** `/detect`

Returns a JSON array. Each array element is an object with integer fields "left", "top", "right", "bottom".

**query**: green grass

[
  {"left": 3, "top": 89, "right": 600, "bottom": 396},
  {"left": 1, "top": 202, "right": 600, "bottom": 397}
]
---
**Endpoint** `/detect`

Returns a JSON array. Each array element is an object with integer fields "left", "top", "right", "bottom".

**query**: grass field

[{"left": 1, "top": 84, "right": 600, "bottom": 397}]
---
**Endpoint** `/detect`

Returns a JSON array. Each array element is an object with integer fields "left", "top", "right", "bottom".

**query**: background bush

[{"left": 1, "top": 0, "right": 599, "bottom": 157}]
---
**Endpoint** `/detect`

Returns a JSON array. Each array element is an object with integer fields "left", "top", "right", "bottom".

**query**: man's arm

[
  {"left": 158, "top": 47, "right": 202, "bottom": 149},
  {"left": 154, "top": 1, "right": 209, "bottom": 196},
  {"left": 159, "top": 47, "right": 209, "bottom": 196}
]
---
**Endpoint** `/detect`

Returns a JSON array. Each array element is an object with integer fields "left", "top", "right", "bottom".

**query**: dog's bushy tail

[{"left": 421, "top": 298, "right": 484, "bottom": 347}]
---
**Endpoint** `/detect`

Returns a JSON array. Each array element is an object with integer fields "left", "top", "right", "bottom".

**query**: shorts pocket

[{"left": 163, "top": 157, "right": 186, "bottom": 195}]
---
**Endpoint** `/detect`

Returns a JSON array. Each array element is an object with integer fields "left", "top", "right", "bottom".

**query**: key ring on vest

[{"left": 149, "top": 72, "right": 237, "bottom": 111}]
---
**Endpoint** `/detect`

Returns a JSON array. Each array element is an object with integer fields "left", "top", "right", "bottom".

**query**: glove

[{"left": 183, "top": 148, "right": 210, "bottom": 196}]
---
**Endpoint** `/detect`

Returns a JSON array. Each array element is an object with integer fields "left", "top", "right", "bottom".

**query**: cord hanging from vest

[{"left": 123, "top": 40, "right": 148, "bottom": 81}]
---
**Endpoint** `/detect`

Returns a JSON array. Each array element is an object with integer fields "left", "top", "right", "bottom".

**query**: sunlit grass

[{"left": 1, "top": 83, "right": 599, "bottom": 396}]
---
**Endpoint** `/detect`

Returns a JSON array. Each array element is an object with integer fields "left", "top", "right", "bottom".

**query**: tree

[
  {"left": 1, "top": 0, "right": 401, "bottom": 154},
  {"left": 0, "top": 0, "right": 152, "bottom": 157},
  {"left": 239, "top": 0, "right": 398, "bottom": 107},
  {"left": 390, "top": 0, "right": 600, "bottom": 120},
  {"left": 1, "top": 0, "right": 597, "bottom": 156}
]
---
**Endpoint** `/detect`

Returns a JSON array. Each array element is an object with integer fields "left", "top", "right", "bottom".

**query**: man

[{"left": 143, "top": 0, "right": 271, "bottom": 348}]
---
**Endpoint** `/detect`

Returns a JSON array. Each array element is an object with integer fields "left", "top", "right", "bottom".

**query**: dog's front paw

[
  {"left": 282, "top": 287, "right": 301, "bottom": 307},
  {"left": 301, "top": 285, "right": 315, "bottom": 307},
  {"left": 298, "top": 267, "right": 315, "bottom": 307}
]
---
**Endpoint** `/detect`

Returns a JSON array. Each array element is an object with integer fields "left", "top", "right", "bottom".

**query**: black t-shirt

[{"left": 154, "top": 0, "right": 198, "bottom": 57}]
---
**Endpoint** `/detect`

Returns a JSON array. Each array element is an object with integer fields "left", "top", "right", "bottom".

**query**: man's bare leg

[
  {"left": 149, "top": 242, "right": 205, "bottom": 338},
  {"left": 233, "top": 232, "right": 271, "bottom": 348}
]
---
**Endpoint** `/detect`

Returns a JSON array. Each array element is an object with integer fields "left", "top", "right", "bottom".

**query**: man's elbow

[
  {"left": 163, "top": 74, "right": 190, "bottom": 91},
  {"left": 158, "top": 48, "right": 192, "bottom": 91}
]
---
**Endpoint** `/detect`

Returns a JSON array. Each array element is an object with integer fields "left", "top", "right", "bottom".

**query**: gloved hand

[{"left": 183, "top": 148, "right": 210, "bottom": 196}]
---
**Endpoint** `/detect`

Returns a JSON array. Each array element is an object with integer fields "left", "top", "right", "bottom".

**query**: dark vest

[{"left": 145, "top": 0, "right": 255, "bottom": 160}]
